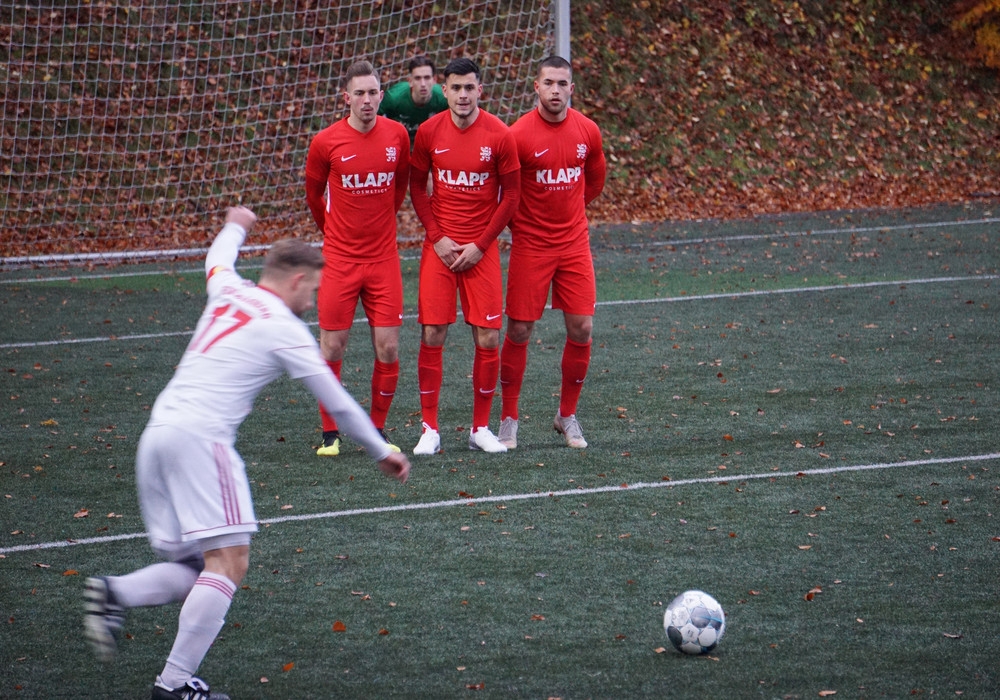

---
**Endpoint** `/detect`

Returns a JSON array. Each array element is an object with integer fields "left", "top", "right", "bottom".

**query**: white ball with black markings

[{"left": 663, "top": 590, "right": 726, "bottom": 654}]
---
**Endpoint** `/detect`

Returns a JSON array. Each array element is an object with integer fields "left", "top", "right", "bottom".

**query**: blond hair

[{"left": 263, "top": 239, "right": 323, "bottom": 275}]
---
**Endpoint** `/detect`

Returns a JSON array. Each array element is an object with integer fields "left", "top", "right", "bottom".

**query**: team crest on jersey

[
  {"left": 480, "top": 146, "right": 492, "bottom": 162},
  {"left": 386, "top": 146, "right": 398, "bottom": 162},
  {"left": 576, "top": 143, "right": 588, "bottom": 160}
]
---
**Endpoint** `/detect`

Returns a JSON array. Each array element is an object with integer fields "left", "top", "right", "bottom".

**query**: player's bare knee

[
  {"left": 372, "top": 331, "right": 400, "bottom": 362},
  {"left": 319, "top": 329, "right": 349, "bottom": 361},
  {"left": 505, "top": 320, "right": 534, "bottom": 344},
  {"left": 565, "top": 315, "right": 593, "bottom": 344},
  {"left": 473, "top": 326, "right": 500, "bottom": 349},
  {"left": 421, "top": 324, "right": 448, "bottom": 346},
  {"left": 200, "top": 534, "right": 252, "bottom": 585}
]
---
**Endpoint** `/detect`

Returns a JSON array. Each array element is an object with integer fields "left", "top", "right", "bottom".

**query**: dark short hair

[
  {"left": 408, "top": 56, "right": 435, "bottom": 74},
  {"left": 264, "top": 239, "right": 324, "bottom": 274},
  {"left": 343, "top": 60, "right": 379, "bottom": 89},
  {"left": 443, "top": 57, "right": 480, "bottom": 82},
  {"left": 539, "top": 55, "right": 572, "bottom": 75}
]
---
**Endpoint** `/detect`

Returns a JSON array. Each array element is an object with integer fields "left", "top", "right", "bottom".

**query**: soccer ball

[{"left": 663, "top": 590, "right": 726, "bottom": 655}]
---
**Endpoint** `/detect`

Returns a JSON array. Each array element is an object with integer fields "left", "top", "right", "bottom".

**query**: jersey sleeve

[
  {"left": 204, "top": 222, "right": 247, "bottom": 298},
  {"left": 583, "top": 118, "right": 607, "bottom": 205},
  {"left": 410, "top": 123, "right": 431, "bottom": 172},
  {"left": 393, "top": 124, "right": 411, "bottom": 212},
  {"left": 267, "top": 320, "right": 325, "bottom": 376},
  {"left": 304, "top": 128, "right": 332, "bottom": 183},
  {"left": 497, "top": 127, "right": 521, "bottom": 176},
  {"left": 300, "top": 372, "right": 393, "bottom": 461},
  {"left": 409, "top": 124, "right": 440, "bottom": 241},
  {"left": 469, "top": 127, "right": 520, "bottom": 250},
  {"left": 271, "top": 322, "right": 391, "bottom": 461},
  {"left": 474, "top": 168, "right": 520, "bottom": 251}
]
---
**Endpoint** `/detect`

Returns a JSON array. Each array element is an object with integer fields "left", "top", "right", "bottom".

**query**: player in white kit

[{"left": 82, "top": 207, "right": 410, "bottom": 700}]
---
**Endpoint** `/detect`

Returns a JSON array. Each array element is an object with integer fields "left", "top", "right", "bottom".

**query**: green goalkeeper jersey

[{"left": 378, "top": 81, "right": 448, "bottom": 146}]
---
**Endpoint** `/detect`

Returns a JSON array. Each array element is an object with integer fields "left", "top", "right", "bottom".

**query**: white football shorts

[{"left": 135, "top": 424, "right": 257, "bottom": 560}]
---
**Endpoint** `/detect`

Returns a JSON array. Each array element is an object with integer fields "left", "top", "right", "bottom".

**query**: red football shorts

[
  {"left": 317, "top": 256, "right": 403, "bottom": 330},
  {"left": 504, "top": 247, "right": 596, "bottom": 321},
  {"left": 418, "top": 241, "right": 503, "bottom": 328}
]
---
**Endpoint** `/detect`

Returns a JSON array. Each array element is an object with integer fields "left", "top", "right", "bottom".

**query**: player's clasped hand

[
  {"left": 378, "top": 453, "right": 411, "bottom": 483},
  {"left": 433, "top": 236, "right": 462, "bottom": 267},
  {"left": 448, "top": 242, "right": 484, "bottom": 272}
]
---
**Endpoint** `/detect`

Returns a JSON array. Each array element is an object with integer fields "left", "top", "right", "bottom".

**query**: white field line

[
  {"left": 2, "top": 273, "right": 996, "bottom": 350},
  {"left": 2, "top": 452, "right": 998, "bottom": 556},
  {"left": 641, "top": 215, "right": 1000, "bottom": 248},
  {"left": 599, "top": 274, "right": 1000, "bottom": 307},
  {"left": 0, "top": 254, "right": 424, "bottom": 285},
  {"left": 3, "top": 213, "right": 997, "bottom": 280},
  {"left": 0, "top": 316, "right": 375, "bottom": 349}
]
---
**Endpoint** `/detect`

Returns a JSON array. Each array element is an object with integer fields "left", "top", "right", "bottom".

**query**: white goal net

[{"left": 2, "top": 0, "right": 562, "bottom": 265}]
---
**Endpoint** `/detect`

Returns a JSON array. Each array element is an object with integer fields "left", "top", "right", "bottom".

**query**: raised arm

[{"left": 205, "top": 206, "right": 257, "bottom": 279}]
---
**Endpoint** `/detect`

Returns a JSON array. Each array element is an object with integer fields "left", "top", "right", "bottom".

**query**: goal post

[{"left": 1, "top": 0, "right": 569, "bottom": 266}]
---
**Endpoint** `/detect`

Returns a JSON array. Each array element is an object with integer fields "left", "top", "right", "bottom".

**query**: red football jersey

[
  {"left": 508, "top": 108, "right": 606, "bottom": 254},
  {"left": 411, "top": 109, "right": 519, "bottom": 246},
  {"left": 305, "top": 116, "right": 410, "bottom": 261}
]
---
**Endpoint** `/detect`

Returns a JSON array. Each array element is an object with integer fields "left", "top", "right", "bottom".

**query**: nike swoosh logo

[
  {"left": 534, "top": 149, "right": 549, "bottom": 157},
  {"left": 434, "top": 148, "right": 450, "bottom": 154},
  {"left": 379, "top": 391, "right": 395, "bottom": 396},
  {"left": 341, "top": 154, "right": 357, "bottom": 161},
  {"left": 478, "top": 388, "right": 495, "bottom": 395},
  {"left": 419, "top": 389, "right": 436, "bottom": 394},
  {"left": 486, "top": 313, "right": 501, "bottom": 321}
]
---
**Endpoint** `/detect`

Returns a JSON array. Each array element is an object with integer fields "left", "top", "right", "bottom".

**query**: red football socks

[
  {"left": 370, "top": 359, "right": 399, "bottom": 430},
  {"left": 559, "top": 338, "right": 591, "bottom": 417},
  {"left": 417, "top": 342, "right": 443, "bottom": 431},
  {"left": 319, "top": 359, "right": 343, "bottom": 432},
  {"left": 472, "top": 345, "right": 499, "bottom": 429},
  {"left": 499, "top": 335, "right": 528, "bottom": 420}
]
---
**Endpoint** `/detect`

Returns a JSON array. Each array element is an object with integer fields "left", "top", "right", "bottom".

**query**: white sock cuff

[{"left": 195, "top": 571, "right": 237, "bottom": 600}]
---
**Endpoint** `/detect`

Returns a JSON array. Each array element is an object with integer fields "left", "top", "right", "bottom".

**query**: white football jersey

[
  {"left": 148, "top": 286, "right": 321, "bottom": 442},
  {"left": 146, "top": 223, "right": 387, "bottom": 460}
]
